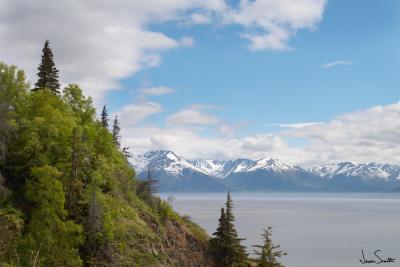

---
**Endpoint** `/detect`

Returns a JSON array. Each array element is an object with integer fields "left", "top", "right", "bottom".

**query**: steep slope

[{"left": 0, "top": 64, "right": 217, "bottom": 266}]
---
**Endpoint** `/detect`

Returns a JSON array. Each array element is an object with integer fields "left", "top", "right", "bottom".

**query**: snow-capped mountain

[
  {"left": 130, "top": 150, "right": 400, "bottom": 192},
  {"left": 189, "top": 159, "right": 227, "bottom": 178},
  {"left": 239, "top": 157, "right": 302, "bottom": 173},
  {"left": 132, "top": 150, "right": 209, "bottom": 176},
  {"left": 131, "top": 151, "right": 230, "bottom": 192},
  {"left": 310, "top": 162, "right": 400, "bottom": 181},
  {"left": 189, "top": 158, "right": 254, "bottom": 178},
  {"left": 224, "top": 157, "right": 322, "bottom": 191}
]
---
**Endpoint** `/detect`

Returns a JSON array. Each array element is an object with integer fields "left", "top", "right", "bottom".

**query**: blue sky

[
  {"left": 1, "top": 0, "right": 400, "bottom": 165},
  {"left": 108, "top": 0, "right": 400, "bottom": 136}
]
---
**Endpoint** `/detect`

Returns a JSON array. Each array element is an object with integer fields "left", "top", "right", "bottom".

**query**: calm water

[{"left": 160, "top": 193, "right": 400, "bottom": 267}]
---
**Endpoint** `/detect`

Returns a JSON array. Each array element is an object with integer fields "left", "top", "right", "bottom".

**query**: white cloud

[
  {"left": 190, "top": 12, "right": 213, "bottom": 25},
  {"left": 166, "top": 106, "right": 220, "bottom": 126},
  {"left": 270, "top": 122, "right": 323, "bottom": 129},
  {"left": 227, "top": 0, "right": 327, "bottom": 51},
  {"left": 287, "top": 102, "right": 400, "bottom": 165},
  {"left": 242, "top": 27, "right": 292, "bottom": 51},
  {"left": 322, "top": 60, "right": 353, "bottom": 69},
  {"left": 0, "top": 0, "right": 225, "bottom": 102},
  {"left": 117, "top": 101, "right": 163, "bottom": 126},
  {"left": 123, "top": 126, "right": 224, "bottom": 158},
  {"left": 119, "top": 101, "right": 400, "bottom": 167},
  {"left": 179, "top": 36, "right": 195, "bottom": 47},
  {"left": 0, "top": 0, "right": 328, "bottom": 103},
  {"left": 140, "top": 86, "right": 175, "bottom": 96}
]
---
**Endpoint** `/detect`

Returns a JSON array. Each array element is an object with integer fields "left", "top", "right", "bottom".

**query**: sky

[{"left": 1, "top": 0, "right": 400, "bottom": 166}]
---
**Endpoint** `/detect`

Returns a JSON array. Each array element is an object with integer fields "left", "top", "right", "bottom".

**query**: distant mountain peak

[
  {"left": 130, "top": 150, "right": 400, "bottom": 192},
  {"left": 133, "top": 150, "right": 209, "bottom": 176},
  {"left": 310, "top": 162, "right": 400, "bottom": 180},
  {"left": 243, "top": 156, "right": 297, "bottom": 173}
]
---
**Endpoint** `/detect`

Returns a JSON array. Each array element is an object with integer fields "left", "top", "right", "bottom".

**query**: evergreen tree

[
  {"left": 253, "top": 226, "right": 286, "bottom": 267},
  {"left": 122, "top": 146, "right": 131, "bottom": 158},
  {"left": 112, "top": 115, "right": 121, "bottom": 148},
  {"left": 33, "top": 40, "right": 61, "bottom": 94},
  {"left": 224, "top": 191, "right": 248, "bottom": 266},
  {"left": 210, "top": 192, "right": 248, "bottom": 266},
  {"left": 101, "top": 105, "right": 109, "bottom": 128},
  {"left": 210, "top": 208, "right": 228, "bottom": 261}
]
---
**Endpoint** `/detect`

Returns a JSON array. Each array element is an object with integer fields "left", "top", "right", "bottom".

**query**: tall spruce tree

[
  {"left": 253, "top": 226, "right": 286, "bottom": 267},
  {"left": 210, "top": 192, "right": 248, "bottom": 266},
  {"left": 33, "top": 40, "right": 61, "bottom": 94},
  {"left": 210, "top": 208, "right": 228, "bottom": 261},
  {"left": 101, "top": 105, "right": 109, "bottom": 128},
  {"left": 112, "top": 115, "right": 121, "bottom": 148},
  {"left": 224, "top": 191, "right": 248, "bottom": 266}
]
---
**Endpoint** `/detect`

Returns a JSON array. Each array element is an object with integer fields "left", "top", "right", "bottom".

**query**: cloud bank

[
  {"left": 0, "top": 0, "right": 327, "bottom": 101},
  {"left": 118, "top": 99, "right": 400, "bottom": 167}
]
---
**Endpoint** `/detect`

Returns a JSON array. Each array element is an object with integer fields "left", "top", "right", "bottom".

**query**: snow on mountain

[
  {"left": 223, "top": 159, "right": 255, "bottom": 176},
  {"left": 132, "top": 151, "right": 298, "bottom": 178},
  {"left": 189, "top": 157, "right": 299, "bottom": 177},
  {"left": 240, "top": 157, "right": 300, "bottom": 173},
  {"left": 309, "top": 162, "right": 355, "bottom": 178},
  {"left": 131, "top": 150, "right": 209, "bottom": 176},
  {"left": 130, "top": 150, "right": 400, "bottom": 192},
  {"left": 189, "top": 159, "right": 226, "bottom": 177},
  {"left": 310, "top": 162, "right": 400, "bottom": 180},
  {"left": 189, "top": 158, "right": 255, "bottom": 178}
]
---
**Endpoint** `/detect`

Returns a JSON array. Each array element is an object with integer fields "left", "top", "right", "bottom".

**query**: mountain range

[{"left": 131, "top": 150, "right": 400, "bottom": 192}]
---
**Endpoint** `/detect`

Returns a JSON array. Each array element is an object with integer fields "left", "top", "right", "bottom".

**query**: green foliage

[
  {"left": 33, "top": 40, "right": 60, "bottom": 94},
  {"left": 0, "top": 60, "right": 213, "bottom": 266},
  {"left": 0, "top": 62, "right": 29, "bottom": 161},
  {"left": 63, "top": 84, "right": 96, "bottom": 124},
  {"left": 0, "top": 206, "right": 24, "bottom": 265},
  {"left": 20, "top": 165, "right": 83, "bottom": 266},
  {"left": 253, "top": 226, "right": 286, "bottom": 267},
  {"left": 210, "top": 192, "right": 248, "bottom": 267}
]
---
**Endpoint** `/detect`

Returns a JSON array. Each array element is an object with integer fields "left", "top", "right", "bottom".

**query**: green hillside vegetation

[
  {"left": 0, "top": 41, "right": 287, "bottom": 267},
  {"left": 0, "top": 62, "right": 212, "bottom": 266}
]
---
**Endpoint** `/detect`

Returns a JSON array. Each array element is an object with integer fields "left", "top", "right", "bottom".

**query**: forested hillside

[{"left": 0, "top": 61, "right": 216, "bottom": 266}]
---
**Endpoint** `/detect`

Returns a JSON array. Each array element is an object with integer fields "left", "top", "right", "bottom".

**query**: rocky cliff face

[
  {"left": 135, "top": 205, "right": 218, "bottom": 267},
  {"left": 160, "top": 220, "right": 217, "bottom": 267},
  {"left": 140, "top": 215, "right": 217, "bottom": 267}
]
